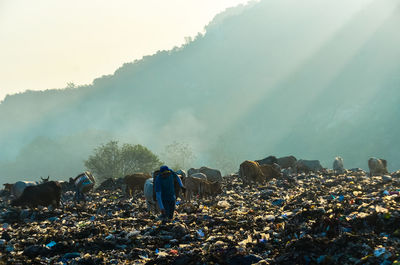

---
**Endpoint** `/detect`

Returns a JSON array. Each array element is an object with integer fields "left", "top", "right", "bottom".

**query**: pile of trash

[{"left": 1, "top": 171, "right": 400, "bottom": 264}]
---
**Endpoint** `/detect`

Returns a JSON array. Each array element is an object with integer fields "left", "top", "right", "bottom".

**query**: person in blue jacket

[{"left": 154, "top": 165, "right": 185, "bottom": 220}]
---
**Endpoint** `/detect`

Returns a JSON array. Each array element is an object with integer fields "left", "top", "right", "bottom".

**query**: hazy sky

[{"left": 0, "top": 0, "right": 250, "bottom": 101}]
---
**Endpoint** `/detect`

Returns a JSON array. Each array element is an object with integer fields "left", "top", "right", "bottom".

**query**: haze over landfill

[{"left": 1, "top": 0, "right": 399, "bottom": 183}]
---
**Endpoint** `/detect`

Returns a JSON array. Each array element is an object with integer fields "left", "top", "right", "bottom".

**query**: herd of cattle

[{"left": 1, "top": 155, "right": 391, "bottom": 213}]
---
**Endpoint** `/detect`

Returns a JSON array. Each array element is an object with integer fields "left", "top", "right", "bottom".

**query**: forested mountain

[{"left": 1, "top": 0, "right": 399, "bottom": 182}]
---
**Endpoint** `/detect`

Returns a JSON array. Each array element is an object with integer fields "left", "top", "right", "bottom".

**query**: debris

[{"left": 1, "top": 170, "right": 400, "bottom": 264}]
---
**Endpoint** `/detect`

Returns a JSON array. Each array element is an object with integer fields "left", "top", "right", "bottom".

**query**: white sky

[{"left": 0, "top": 0, "right": 249, "bottom": 101}]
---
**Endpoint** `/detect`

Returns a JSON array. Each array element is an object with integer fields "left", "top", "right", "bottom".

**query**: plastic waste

[
  {"left": 46, "top": 241, "right": 57, "bottom": 248},
  {"left": 126, "top": 230, "right": 140, "bottom": 238},
  {"left": 197, "top": 229, "right": 205, "bottom": 237},
  {"left": 2, "top": 223, "right": 9, "bottom": 230},
  {"left": 105, "top": 234, "right": 114, "bottom": 240},
  {"left": 374, "top": 247, "right": 386, "bottom": 257},
  {"left": 63, "top": 252, "right": 81, "bottom": 259},
  {"left": 139, "top": 253, "right": 149, "bottom": 259},
  {"left": 217, "top": 200, "right": 230, "bottom": 209},
  {"left": 6, "top": 244, "right": 14, "bottom": 252},
  {"left": 1, "top": 168, "right": 400, "bottom": 264},
  {"left": 265, "top": 215, "right": 275, "bottom": 221},
  {"left": 169, "top": 249, "right": 178, "bottom": 255},
  {"left": 317, "top": 255, "right": 326, "bottom": 264},
  {"left": 272, "top": 199, "right": 285, "bottom": 206}
]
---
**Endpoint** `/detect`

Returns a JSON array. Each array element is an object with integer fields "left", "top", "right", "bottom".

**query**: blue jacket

[{"left": 155, "top": 170, "right": 183, "bottom": 210}]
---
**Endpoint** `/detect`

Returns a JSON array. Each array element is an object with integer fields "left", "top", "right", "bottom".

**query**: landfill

[{"left": 1, "top": 170, "right": 400, "bottom": 264}]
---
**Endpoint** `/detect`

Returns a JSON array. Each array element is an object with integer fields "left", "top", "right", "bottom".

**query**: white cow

[
  {"left": 11, "top": 177, "right": 49, "bottom": 199},
  {"left": 144, "top": 178, "right": 158, "bottom": 213},
  {"left": 333, "top": 156, "right": 345, "bottom": 174}
]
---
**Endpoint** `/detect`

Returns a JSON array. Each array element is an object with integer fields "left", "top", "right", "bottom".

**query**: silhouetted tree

[{"left": 120, "top": 143, "right": 162, "bottom": 175}]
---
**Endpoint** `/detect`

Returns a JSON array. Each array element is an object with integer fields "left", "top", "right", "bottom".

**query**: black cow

[{"left": 11, "top": 181, "right": 62, "bottom": 209}]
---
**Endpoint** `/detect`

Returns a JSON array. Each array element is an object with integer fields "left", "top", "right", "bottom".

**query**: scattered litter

[{"left": 1, "top": 171, "right": 400, "bottom": 264}]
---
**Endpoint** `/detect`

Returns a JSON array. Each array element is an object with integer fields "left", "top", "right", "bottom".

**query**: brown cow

[
  {"left": 239, "top": 160, "right": 265, "bottom": 186},
  {"left": 124, "top": 173, "right": 151, "bottom": 197},
  {"left": 260, "top": 164, "right": 282, "bottom": 181},
  {"left": 11, "top": 181, "right": 62, "bottom": 209},
  {"left": 239, "top": 160, "right": 282, "bottom": 186},
  {"left": 183, "top": 176, "right": 222, "bottom": 201},
  {"left": 202, "top": 180, "right": 223, "bottom": 199},
  {"left": 183, "top": 176, "right": 204, "bottom": 202}
]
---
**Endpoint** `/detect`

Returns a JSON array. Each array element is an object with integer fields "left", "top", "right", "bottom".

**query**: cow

[
  {"left": 12, "top": 181, "right": 37, "bottom": 199},
  {"left": 260, "top": 164, "right": 282, "bottom": 180},
  {"left": 10, "top": 176, "right": 49, "bottom": 199},
  {"left": 182, "top": 175, "right": 222, "bottom": 201},
  {"left": 239, "top": 160, "right": 282, "bottom": 186},
  {"left": 333, "top": 156, "right": 345, "bottom": 174},
  {"left": 239, "top": 160, "right": 266, "bottom": 186},
  {"left": 95, "top": 178, "right": 121, "bottom": 191},
  {"left": 255, "top": 156, "right": 278, "bottom": 166},
  {"left": 144, "top": 178, "right": 158, "bottom": 213},
  {"left": 277, "top": 156, "right": 297, "bottom": 169},
  {"left": 145, "top": 171, "right": 184, "bottom": 213},
  {"left": 239, "top": 160, "right": 264, "bottom": 185},
  {"left": 11, "top": 181, "right": 62, "bottom": 209},
  {"left": 282, "top": 167, "right": 295, "bottom": 178},
  {"left": 183, "top": 176, "right": 205, "bottom": 202},
  {"left": 201, "top": 180, "right": 223, "bottom": 200},
  {"left": 187, "top": 167, "right": 223, "bottom": 182},
  {"left": 124, "top": 173, "right": 151, "bottom": 197},
  {"left": 368, "top": 158, "right": 388, "bottom": 176},
  {"left": 295, "top": 159, "right": 324, "bottom": 173}
]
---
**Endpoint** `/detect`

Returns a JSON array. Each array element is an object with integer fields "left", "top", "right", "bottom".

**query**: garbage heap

[{"left": 1, "top": 172, "right": 400, "bottom": 265}]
